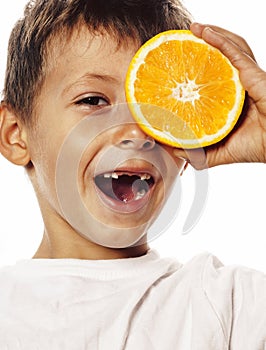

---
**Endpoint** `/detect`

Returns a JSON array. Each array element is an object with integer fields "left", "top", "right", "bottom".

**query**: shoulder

[
  {"left": 199, "top": 254, "right": 266, "bottom": 311},
  {"left": 181, "top": 252, "right": 266, "bottom": 291},
  {"left": 197, "top": 254, "right": 266, "bottom": 349}
]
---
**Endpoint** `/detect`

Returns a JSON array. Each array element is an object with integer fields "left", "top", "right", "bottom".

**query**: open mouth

[{"left": 94, "top": 171, "right": 155, "bottom": 203}]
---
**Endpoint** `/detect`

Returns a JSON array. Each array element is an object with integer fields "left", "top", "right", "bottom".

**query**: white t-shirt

[{"left": 0, "top": 250, "right": 265, "bottom": 350}]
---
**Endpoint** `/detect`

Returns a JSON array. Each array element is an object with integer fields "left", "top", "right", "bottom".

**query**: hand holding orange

[{"left": 125, "top": 29, "right": 245, "bottom": 149}]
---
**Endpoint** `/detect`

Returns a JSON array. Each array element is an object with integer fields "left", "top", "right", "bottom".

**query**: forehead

[{"left": 45, "top": 26, "right": 139, "bottom": 81}]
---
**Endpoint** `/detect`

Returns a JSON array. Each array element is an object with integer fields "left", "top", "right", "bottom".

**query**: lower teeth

[
  {"left": 121, "top": 189, "right": 147, "bottom": 203},
  {"left": 134, "top": 189, "right": 147, "bottom": 200}
]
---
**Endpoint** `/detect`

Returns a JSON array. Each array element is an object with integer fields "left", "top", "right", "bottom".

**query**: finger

[
  {"left": 173, "top": 147, "right": 208, "bottom": 170},
  {"left": 201, "top": 25, "right": 266, "bottom": 116},
  {"left": 190, "top": 22, "right": 255, "bottom": 60},
  {"left": 199, "top": 26, "right": 265, "bottom": 95}
]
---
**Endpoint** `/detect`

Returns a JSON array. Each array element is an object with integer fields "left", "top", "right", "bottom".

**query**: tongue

[{"left": 112, "top": 176, "right": 135, "bottom": 202}]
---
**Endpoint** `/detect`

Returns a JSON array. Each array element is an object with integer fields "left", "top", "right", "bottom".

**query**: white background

[{"left": 0, "top": 0, "right": 265, "bottom": 270}]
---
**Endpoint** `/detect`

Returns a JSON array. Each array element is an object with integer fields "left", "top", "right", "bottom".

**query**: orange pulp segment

[{"left": 125, "top": 30, "right": 245, "bottom": 149}]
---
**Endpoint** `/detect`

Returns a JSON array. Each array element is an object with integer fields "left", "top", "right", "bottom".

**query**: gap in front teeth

[{"left": 103, "top": 173, "right": 151, "bottom": 180}]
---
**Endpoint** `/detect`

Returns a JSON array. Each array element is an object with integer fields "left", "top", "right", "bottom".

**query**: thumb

[{"left": 173, "top": 147, "right": 209, "bottom": 170}]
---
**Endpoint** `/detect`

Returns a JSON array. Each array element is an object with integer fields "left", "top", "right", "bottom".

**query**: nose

[
  {"left": 118, "top": 136, "right": 156, "bottom": 150},
  {"left": 116, "top": 128, "right": 156, "bottom": 151}
]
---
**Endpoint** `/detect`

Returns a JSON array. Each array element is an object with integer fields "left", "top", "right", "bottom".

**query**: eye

[{"left": 75, "top": 95, "right": 109, "bottom": 107}]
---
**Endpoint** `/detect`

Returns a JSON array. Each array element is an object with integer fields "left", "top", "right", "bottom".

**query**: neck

[{"left": 33, "top": 228, "right": 149, "bottom": 260}]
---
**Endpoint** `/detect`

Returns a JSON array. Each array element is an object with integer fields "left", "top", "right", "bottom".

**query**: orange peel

[{"left": 125, "top": 30, "right": 245, "bottom": 149}]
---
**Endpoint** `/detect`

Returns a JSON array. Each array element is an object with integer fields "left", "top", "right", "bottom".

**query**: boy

[{"left": 0, "top": 0, "right": 266, "bottom": 349}]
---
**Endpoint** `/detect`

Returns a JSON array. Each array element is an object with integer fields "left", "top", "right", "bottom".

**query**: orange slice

[{"left": 125, "top": 30, "right": 245, "bottom": 149}]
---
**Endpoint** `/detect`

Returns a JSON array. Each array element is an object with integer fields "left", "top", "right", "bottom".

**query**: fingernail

[
  {"left": 190, "top": 22, "right": 203, "bottom": 31},
  {"left": 173, "top": 153, "right": 189, "bottom": 163},
  {"left": 191, "top": 22, "right": 202, "bottom": 27},
  {"left": 178, "top": 156, "right": 188, "bottom": 161}
]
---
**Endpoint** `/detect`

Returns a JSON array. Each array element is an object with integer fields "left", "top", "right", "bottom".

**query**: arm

[{"left": 174, "top": 23, "right": 266, "bottom": 169}]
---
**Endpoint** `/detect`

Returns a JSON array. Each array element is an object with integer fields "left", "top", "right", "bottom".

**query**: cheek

[
  {"left": 33, "top": 149, "right": 57, "bottom": 200},
  {"left": 162, "top": 145, "right": 187, "bottom": 175},
  {"left": 27, "top": 128, "right": 64, "bottom": 201}
]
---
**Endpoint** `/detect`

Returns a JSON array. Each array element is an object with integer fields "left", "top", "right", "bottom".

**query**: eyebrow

[{"left": 62, "top": 72, "right": 120, "bottom": 97}]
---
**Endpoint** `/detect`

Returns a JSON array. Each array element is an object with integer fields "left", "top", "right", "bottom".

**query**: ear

[{"left": 0, "top": 103, "right": 31, "bottom": 166}]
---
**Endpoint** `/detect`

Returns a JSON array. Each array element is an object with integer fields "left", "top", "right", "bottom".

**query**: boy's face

[{"left": 26, "top": 26, "right": 185, "bottom": 249}]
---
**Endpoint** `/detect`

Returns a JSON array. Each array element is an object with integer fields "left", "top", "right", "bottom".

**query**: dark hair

[{"left": 3, "top": 0, "right": 192, "bottom": 124}]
